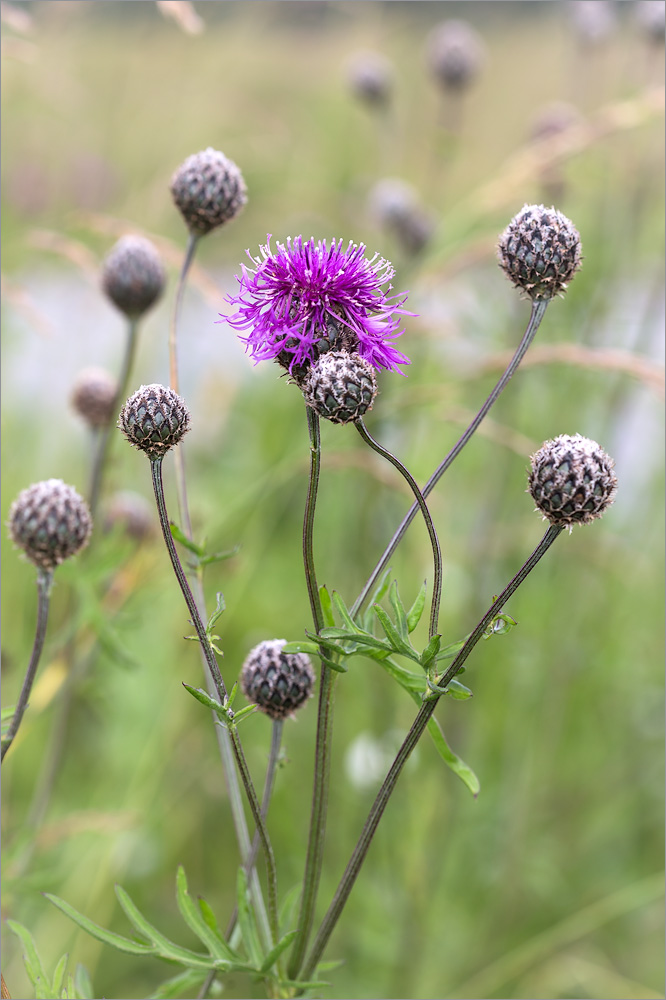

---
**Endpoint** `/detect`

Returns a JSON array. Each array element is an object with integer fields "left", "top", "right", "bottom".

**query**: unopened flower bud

[
  {"left": 426, "top": 19, "right": 485, "bottom": 91},
  {"left": 170, "top": 147, "right": 247, "bottom": 236},
  {"left": 346, "top": 50, "right": 393, "bottom": 106},
  {"left": 70, "top": 367, "right": 118, "bottom": 428},
  {"left": 303, "top": 351, "right": 378, "bottom": 425},
  {"left": 497, "top": 204, "right": 582, "bottom": 300},
  {"left": 119, "top": 384, "right": 190, "bottom": 461},
  {"left": 528, "top": 434, "right": 617, "bottom": 528},
  {"left": 102, "top": 235, "right": 165, "bottom": 318},
  {"left": 241, "top": 639, "right": 315, "bottom": 720},
  {"left": 8, "top": 479, "right": 92, "bottom": 570}
]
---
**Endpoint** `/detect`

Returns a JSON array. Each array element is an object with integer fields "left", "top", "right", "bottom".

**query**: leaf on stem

[
  {"left": 319, "top": 584, "right": 336, "bottom": 628},
  {"left": 44, "top": 894, "right": 154, "bottom": 956},
  {"left": 373, "top": 604, "right": 420, "bottom": 661},
  {"left": 388, "top": 580, "right": 409, "bottom": 640},
  {"left": 406, "top": 581, "right": 427, "bottom": 633},
  {"left": 175, "top": 866, "right": 238, "bottom": 964},
  {"left": 235, "top": 867, "right": 263, "bottom": 967},
  {"left": 425, "top": 715, "right": 480, "bottom": 797}
]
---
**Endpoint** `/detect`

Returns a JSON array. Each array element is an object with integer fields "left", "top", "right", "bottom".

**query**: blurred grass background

[{"left": 1, "top": 2, "right": 664, "bottom": 998}]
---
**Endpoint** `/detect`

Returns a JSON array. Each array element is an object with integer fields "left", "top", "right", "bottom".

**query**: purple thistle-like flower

[{"left": 219, "top": 236, "right": 412, "bottom": 375}]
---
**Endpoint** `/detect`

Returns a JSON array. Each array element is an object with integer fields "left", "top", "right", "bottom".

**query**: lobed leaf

[{"left": 115, "top": 885, "right": 213, "bottom": 968}]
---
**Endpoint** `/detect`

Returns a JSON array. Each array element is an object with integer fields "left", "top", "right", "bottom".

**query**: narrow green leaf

[
  {"left": 175, "top": 866, "right": 237, "bottom": 964},
  {"left": 230, "top": 704, "right": 258, "bottom": 724},
  {"left": 362, "top": 567, "right": 393, "bottom": 632},
  {"left": 406, "top": 581, "right": 427, "bottom": 633},
  {"left": 6, "top": 921, "right": 48, "bottom": 988},
  {"left": 336, "top": 633, "right": 393, "bottom": 653},
  {"left": 425, "top": 716, "right": 480, "bottom": 796},
  {"left": 182, "top": 683, "right": 223, "bottom": 713},
  {"left": 281, "top": 641, "right": 320, "bottom": 655},
  {"left": 199, "top": 544, "right": 240, "bottom": 567},
  {"left": 73, "top": 964, "right": 94, "bottom": 1000},
  {"left": 319, "top": 585, "right": 335, "bottom": 628},
  {"left": 206, "top": 592, "right": 226, "bottom": 633},
  {"left": 236, "top": 868, "right": 262, "bottom": 967},
  {"left": 44, "top": 894, "right": 155, "bottom": 956},
  {"left": 375, "top": 657, "right": 428, "bottom": 695},
  {"left": 419, "top": 634, "right": 442, "bottom": 670},
  {"left": 170, "top": 522, "right": 204, "bottom": 557},
  {"left": 259, "top": 929, "right": 298, "bottom": 973},
  {"left": 373, "top": 605, "right": 419, "bottom": 660},
  {"left": 198, "top": 897, "right": 222, "bottom": 938},
  {"left": 115, "top": 885, "right": 212, "bottom": 968},
  {"left": 331, "top": 591, "right": 357, "bottom": 632},
  {"left": 52, "top": 954, "right": 68, "bottom": 995},
  {"left": 147, "top": 969, "right": 209, "bottom": 1000},
  {"left": 445, "top": 678, "right": 473, "bottom": 699},
  {"left": 320, "top": 655, "right": 348, "bottom": 674},
  {"left": 278, "top": 884, "right": 302, "bottom": 934},
  {"left": 388, "top": 581, "right": 409, "bottom": 640},
  {"left": 436, "top": 637, "right": 467, "bottom": 661}
]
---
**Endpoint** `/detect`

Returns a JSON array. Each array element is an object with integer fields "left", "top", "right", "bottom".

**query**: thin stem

[
  {"left": 166, "top": 231, "right": 271, "bottom": 944},
  {"left": 302, "top": 523, "right": 564, "bottom": 979},
  {"left": 150, "top": 455, "right": 278, "bottom": 944},
  {"left": 89, "top": 316, "right": 140, "bottom": 518},
  {"left": 224, "top": 719, "right": 284, "bottom": 939},
  {"left": 168, "top": 231, "right": 199, "bottom": 536},
  {"left": 227, "top": 724, "right": 279, "bottom": 947},
  {"left": 352, "top": 298, "right": 549, "bottom": 617},
  {"left": 2, "top": 568, "right": 54, "bottom": 763},
  {"left": 150, "top": 456, "right": 227, "bottom": 701},
  {"left": 355, "top": 418, "right": 443, "bottom": 639},
  {"left": 287, "top": 406, "right": 333, "bottom": 981}
]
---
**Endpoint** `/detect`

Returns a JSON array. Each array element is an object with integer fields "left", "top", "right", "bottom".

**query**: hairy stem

[
  {"left": 302, "top": 523, "right": 563, "bottom": 978},
  {"left": 2, "top": 568, "right": 54, "bottom": 763},
  {"left": 89, "top": 316, "right": 140, "bottom": 517},
  {"left": 352, "top": 298, "right": 549, "bottom": 616},
  {"left": 355, "top": 418, "right": 443, "bottom": 639},
  {"left": 288, "top": 406, "right": 334, "bottom": 981}
]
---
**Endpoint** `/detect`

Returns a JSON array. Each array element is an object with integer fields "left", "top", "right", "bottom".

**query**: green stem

[
  {"left": 302, "top": 523, "right": 563, "bottom": 979},
  {"left": 355, "top": 418, "right": 443, "bottom": 639},
  {"left": 287, "top": 406, "right": 334, "bottom": 981},
  {"left": 352, "top": 298, "right": 549, "bottom": 617},
  {"left": 2, "top": 568, "right": 54, "bottom": 763},
  {"left": 89, "top": 316, "right": 140, "bottom": 518}
]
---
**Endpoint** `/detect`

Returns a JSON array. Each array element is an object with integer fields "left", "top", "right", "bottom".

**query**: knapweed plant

[{"left": 3, "top": 149, "right": 619, "bottom": 1000}]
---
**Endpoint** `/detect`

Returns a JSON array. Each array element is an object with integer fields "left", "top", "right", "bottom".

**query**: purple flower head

[{"left": 219, "top": 236, "right": 412, "bottom": 376}]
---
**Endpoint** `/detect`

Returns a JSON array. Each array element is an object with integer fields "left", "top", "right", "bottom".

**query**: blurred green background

[{"left": 1, "top": 2, "right": 664, "bottom": 998}]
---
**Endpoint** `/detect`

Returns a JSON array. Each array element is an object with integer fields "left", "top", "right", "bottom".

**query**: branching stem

[
  {"left": 352, "top": 298, "right": 549, "bottom": 616},
  {"left": 302, "top": 523, "right": 563, "bottom": 979}
]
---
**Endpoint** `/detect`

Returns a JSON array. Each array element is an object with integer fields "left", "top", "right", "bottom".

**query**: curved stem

[
  {"left": 355, "top": 418, "right": 443, "bottom": 639},
  {"left": 287, "top": 406, "right": 334, "bottom": 980},
  {"left": 150, "top": 456, "right": 279, "bottom": 942},
  {"left": 169, "top": 231, "right": 199, "bottom": 536},
  {"left": 302, "top": 523, "right": 563, "bottom": 979},
  {"left": 352, "top": 298, "right": 549, "bottom": 617},
  {"left": 89, "top": 316, "right": 140, "bottom": 518},
  {"left": 2, "top": 568, "right": 54, "bottom": 763}
]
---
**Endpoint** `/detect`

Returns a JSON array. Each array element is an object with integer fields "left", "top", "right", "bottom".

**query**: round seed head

[
  {"left": 528, "top": 434, "right": 617, "bottom": 528},
  {"left": 635, "top": 0, "right": 665, "bottom": 44},
  {"left": 497, "top": 204, "right": 582, "bottom": 300},
  {"left": 241, "top": 639, "right": 315, "bottom": 720},
  {"left": 70, "top": 367, "right": 118, "bottom": 428},
  {"left": 101, "top": 235, "right": 165, "bottom": 318},
  {"left": 8, "top": 479, "right": 92, "bottom": 571},
  {"left": 104, "top": 491, "right": 155, "bottom": 541},
  {"left": 346, "top": 50, "right": 393, "bottom": 106},
  {"left": 119, "top": 384, "right": 191, "bottom": 460},
  {"left": 426, "top": 19, "right": 485, "bottom": 91},
  {"left": 170, "top": 147, "right": 247, "bottom": 236},
  {"left": 303, "top": 351, "right": 378, "bottom": 425}
]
